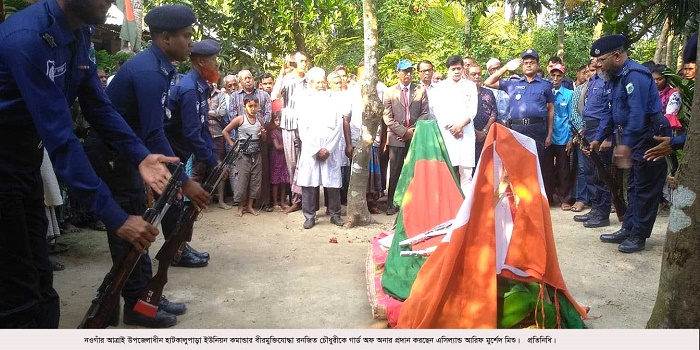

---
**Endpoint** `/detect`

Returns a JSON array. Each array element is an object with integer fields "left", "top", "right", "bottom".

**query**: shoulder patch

[{"left": 626, "top": 83, "right": 634, "bottom": 94}]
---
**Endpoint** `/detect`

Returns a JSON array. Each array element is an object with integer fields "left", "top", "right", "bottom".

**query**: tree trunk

[
  {"left": 556, "top": 0, "right": 565, "bottom": 58},
  {"left": 654, "top": 19, "right": 670, "bottom": 64},
  {"left": 291, "top": 20, "right": 307, "bottom": 54},
  {"left": 133, "top": 0, "right": 143, "bottom": 51},
  {"left": 464, "top": 2, "right": 472, "bottom": 53},
  {"left": 647, "top": 29, "right": 700, "bottom": 329},
  {"left": 664, "top": 32, "right": 675, "bottom": 67},
  {"left": 346, "top": 0, "right": 382, "bottom": 227}
]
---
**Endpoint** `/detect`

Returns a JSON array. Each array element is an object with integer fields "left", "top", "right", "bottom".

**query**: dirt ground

[{"left": 53, "top": 201, "right": 669, "bottom": 329}]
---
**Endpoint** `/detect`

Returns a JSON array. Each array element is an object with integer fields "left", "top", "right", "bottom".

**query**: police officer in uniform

[
  {"left": 0, "top": 0, "right": 176, "bottom": 328},
  {"left": 484, "top": 48, "right": 555, "bottom": 201},
  {"left": 589, "top": 34, "right": 670, "bottom": 253},
  {"left": 162, "top": 40, "right": 221, "bottom": 266},
  {"left": 573, "top": 57, "right": 614, "bottom": 228},
  {"left": 85, "top": 4, "right": 211, "bottom": 328}
]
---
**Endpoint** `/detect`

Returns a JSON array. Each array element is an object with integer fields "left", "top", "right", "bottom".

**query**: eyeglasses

[{"left": 400, "top": 69, "right": 414, "bottom": 75}]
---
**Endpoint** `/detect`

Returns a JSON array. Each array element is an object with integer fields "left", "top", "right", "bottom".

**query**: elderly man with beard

[
  {"left": 588, "top": 35, "right": 669, "bottom": 253},
  {"left": 163, "top": 39, "right": 223, "bottom": 268},
  {"left": 296, "top": 68, "right": 348, "bottom": 229},
  {"left": 0, "top": 0, "right": 179, "bottom": 328}
]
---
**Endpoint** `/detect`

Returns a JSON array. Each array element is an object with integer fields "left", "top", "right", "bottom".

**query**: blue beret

[
  {"left": 144, "top": 4, "right": 196, "bottom": 32},
  {"left": 191, "top": 39, "right": 221, "bottom": 56},
  {"left": 521, "top": 48, "right": 539, "bottom": 60},
  {"left": 683, "top": 32, "right": 697, "bottom": 63},
  {"left": 590, "top": 34, "right": 628, "bottom": 57}
]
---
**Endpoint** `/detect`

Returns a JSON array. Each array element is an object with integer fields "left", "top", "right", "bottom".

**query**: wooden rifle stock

[
  {"left": 78, "top": 163, "right": 184, "bottom": 328},
  {"left": 569, "top": 122, "right": 627, "bottom": 221},
  {"left": 133, "top": 135, "right": 253, "bottom": 318}
]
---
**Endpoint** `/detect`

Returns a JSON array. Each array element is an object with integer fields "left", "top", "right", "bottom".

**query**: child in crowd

[
  {"left": 267, "top": 104, "right": 290, "bottom": 211},
  {"left": 223, "top": 95, "right": 267, "bottom": 217}
]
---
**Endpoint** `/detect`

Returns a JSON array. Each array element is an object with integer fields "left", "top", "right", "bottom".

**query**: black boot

[
  {"left": 618, "top": 236, "right": 646, "bottom": 253},
  {"left": 582, "top": 214, "right": 610, "bottom": 228},
  {"left": 159, "top": 296, "right": 186, "bottom": 316},
  {"left": 185, "top": 243, "right": 210, "bottom": 260},
  {"left": 123, "top": 307, "right": 177, "bottom": 328},
  {"left": 600, "top": 228, "right": 631, "bottom": 244},
  {"left": 573, "top": 210, "right": 597, "bottom": 222},
  {"left": 171, "top": 249, "right": 208, "bottom": 268}
]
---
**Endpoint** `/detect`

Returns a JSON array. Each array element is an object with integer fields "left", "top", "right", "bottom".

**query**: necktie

[{"left": 402, "top": 87, "right": 410, "bottom": 126}]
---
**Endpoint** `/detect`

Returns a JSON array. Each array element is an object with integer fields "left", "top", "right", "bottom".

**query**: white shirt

[{"left": 428, "top": 78, "right": 478, "bottom": 167}]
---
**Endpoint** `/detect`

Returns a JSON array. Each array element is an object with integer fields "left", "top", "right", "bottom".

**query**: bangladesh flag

[
  {"left": 116, "top": 0, "right": 140, "bottom": 51},
  {"left": 381, "top": 120, "right": 465, "bottom": 301}
]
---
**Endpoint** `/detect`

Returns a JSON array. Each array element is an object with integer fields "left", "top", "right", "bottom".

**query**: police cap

[
  {"left": 144, "top": 4, "right": 196, "bottom": 32},
  {"left": 521, "top": 48, "right": 539, "bottom": 61},
  {"left": 590, "top": 34, "right": 628, "bottom": 57},
  {"left": 191, "top": 39, "right": 221, "bottom": 56},
  {"left": 682, "top": 32, "right": 697, "bottom": 63}
]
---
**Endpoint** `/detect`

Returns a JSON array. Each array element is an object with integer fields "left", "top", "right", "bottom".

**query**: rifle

[
  {"left": 569, "top": 121, "right": 626, "bottom": 221},
  {"left": 133, "top": 134, "right": 253, "bottom": 318},
  {"left": 79, "top": 162, "right": 184, "bottom": 328}
]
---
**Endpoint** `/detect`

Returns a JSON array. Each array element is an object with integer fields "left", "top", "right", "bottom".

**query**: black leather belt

[{"left": 509, "top": 118, "right": 545, "bottom": 125}]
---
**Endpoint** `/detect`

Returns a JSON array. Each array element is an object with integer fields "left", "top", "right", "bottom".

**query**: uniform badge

[
  {"left": 42, "top": 33, "right": 57, "bottom": 48},
  {"left": 515, "top": 93, "right": 522, "bottom": 101},
  {"left": 626, "top": 83, "right": 634, "bottom": 94},
  {"left": 594, "top": 49, "right": 600, "bottom": 55}
]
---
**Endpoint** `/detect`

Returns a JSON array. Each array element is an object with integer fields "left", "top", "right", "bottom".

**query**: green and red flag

[
  {"left": 116, "top": 0, "right": 140, "bottom": 51},
  {"left": 381, "top": 120, "right": 464, "bottom": 301}
]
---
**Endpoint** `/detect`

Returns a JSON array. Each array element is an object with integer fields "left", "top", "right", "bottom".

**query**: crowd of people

[{"left": 0, "top": 0, "right": 697, "bottom": 330}]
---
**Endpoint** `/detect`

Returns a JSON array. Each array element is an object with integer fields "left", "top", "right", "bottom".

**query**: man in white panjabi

[
  {"left": 296, "top": 67, "right": 348, "bottom": 229},
  {"left": 429, "top": 55, "right": 477, "bottom": 194}
]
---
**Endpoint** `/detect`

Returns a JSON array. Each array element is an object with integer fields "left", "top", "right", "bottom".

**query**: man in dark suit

[{"left": 383, "top": 59, "right": 430, "bottom": 215}]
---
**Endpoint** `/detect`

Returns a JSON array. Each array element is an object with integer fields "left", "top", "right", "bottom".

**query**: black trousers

[
  {"left": 387, "top": 145, "right": 408, "bottom": 209},
  {"left": 544, "top": 144, "right": 574, "bottom": 204},
  {"left": 0, "top": 187, "right": 60, "bottom": 328},
  {"left": 85, "top": 136, "right": 152, "bottom": 310}
]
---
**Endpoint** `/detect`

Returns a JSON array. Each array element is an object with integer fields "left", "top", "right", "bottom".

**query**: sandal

[
  {"left": 571, "top": 202, "right": 585, "bottom": 212},
  {"left": 561, "top": 203, "right": 572, "bottom": 211}
]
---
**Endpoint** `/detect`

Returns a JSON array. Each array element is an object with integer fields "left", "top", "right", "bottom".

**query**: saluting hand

[
  {"left": 116, "top": 216, "right": 159, "bottom": 254},
  {"left": 138, "top": 154, "right": 181, "bottom": 195},
  {"left": 505, "top": 58, "right": 522, "bottom": 71}
]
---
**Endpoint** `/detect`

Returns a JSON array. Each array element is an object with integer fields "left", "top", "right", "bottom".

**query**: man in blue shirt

[
  {"left": 85, "top": 4, "right": 211, "bottom": 328},
  {"left": 0, "top": 0, "right": 177, "bottom": 328},
  {"left": 589, "top": 35, "right": 669, "bottom": 253},
  {"left": 573, "top": 60, "right": 615, "bottom": 229},
  {"left": 545, "top": 64, "right": 575, "bottom": 209},
  {"left": 484, "top": 48, "right": 555, "bottom": 201},
  {"left": 162, "top": 39, "right": 221, "bottom": 267}
]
